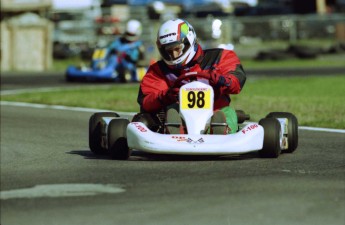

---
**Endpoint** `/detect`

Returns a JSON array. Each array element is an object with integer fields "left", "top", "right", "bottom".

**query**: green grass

[
  {"left": 231, "top": 75, "right": 345, "bottom": 129},
  {"left": 51, "top": 55, "right": 345, "bottom": 72},
  {"left": 241, "top": 56, "right": 345, "bottom": 69},
  {"left": 2, "top": 84, "right": 140, "bottom": 112},
  {"left": 1, "top": 75, "right": 344, "bottom": 129}
]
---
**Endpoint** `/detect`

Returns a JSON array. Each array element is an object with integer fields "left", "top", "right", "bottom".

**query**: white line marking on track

[
  {"left": 1, "top": 101, "right": 344, "bottom": 133},
  {"left": 0, "top": 184, "right": 125, "bottom": 200},
  {"left": 0, "top": 101, "right": 135, "bottom": 117},
  {"left": 0, "top": 85, "right": 115, "bottom": 96},
  {"left": 1, "top": 87, "right": 70, "bottom": 95},
  {"left": 298, "top": 126, "right": 345, "bottom": 133}
]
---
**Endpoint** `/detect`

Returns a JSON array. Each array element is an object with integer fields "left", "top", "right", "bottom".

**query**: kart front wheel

[
  {"left": 266, "top": 112, "right": 298, "bottom": 153},
  {"left": 108, "top": 118, "right": 131, "bottom": 160},
  {"left": 89, "top": 112, "right": 119, "bottom": 155},
  {"left": 65, "top": 74, "right": 76, "bottom": 82},
  {"left": 259, "top": 118, "right": 282, "bottom": 158}
]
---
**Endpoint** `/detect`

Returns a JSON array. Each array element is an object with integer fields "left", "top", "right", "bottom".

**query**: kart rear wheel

[
  {"left": 89, "top": 112, "right": 119, "bottom": 155},
  {"left": 65, "top": 75, "right": 75, "bottom": 82},
  {"left": 259, "top": 118, "right": 282, "bottom": 158},
  {"left": 108, "top": 118, "right": 131, "bottom": 160},
  {"left": 266, "top": 112, "right": 298, "bottom": 153}
]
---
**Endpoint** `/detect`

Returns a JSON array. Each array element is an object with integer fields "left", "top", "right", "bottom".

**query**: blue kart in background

[{"left": 65, "top": 47, "right": 119, "bottom": 82}]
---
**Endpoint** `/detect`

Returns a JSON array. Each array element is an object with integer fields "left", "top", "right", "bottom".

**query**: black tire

[
  {"left": 108, "top": 118, "right": 131, "bottom": 160},
  {"left": 89, "top": 112, "right": 119, "bottom": 155},
  {"left": 259, "top": 118, "right": 282, "bottom": 158},
  {"left": 65, "top": 74, "right": 76, "bottom": 82},
  {"left": 266, "top": 112, "right": 298, "bottom": 153}
]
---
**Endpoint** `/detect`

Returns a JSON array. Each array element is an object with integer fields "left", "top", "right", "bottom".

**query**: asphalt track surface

[
  {"left": 1, "top": 71, "right": 344, "bottom": 225},
  {"left": 2, "top": 66, "right": 345, "bottom": 91}
]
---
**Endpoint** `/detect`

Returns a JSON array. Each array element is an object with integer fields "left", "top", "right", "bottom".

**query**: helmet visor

[
  {"left": 159, "top": 38, "right": 191, "bottom": 61},
  {"left": 125, "top": 32, "right": 138, "bottom": 42}
]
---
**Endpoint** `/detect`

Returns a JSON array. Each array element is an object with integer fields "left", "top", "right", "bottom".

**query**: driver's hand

[
  {"left": 159, "top": 87, "right": 179, "bottom": 105},
  {"left": 209, "top": 71, "right": 230, "bottom": 88}
]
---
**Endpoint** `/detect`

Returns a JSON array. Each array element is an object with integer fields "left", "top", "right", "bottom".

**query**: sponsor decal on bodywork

[
  {"left": 171, "top": 136, "right": 188, "bottom": 142},
  {"left": 132, "top": 122, "right": 147, "bottom": 132},
  {"left": 187, "top": 138, "right": 204, "bottom": 144},
  {"left": 171, "top": 136, "right": 205, "bottom": 144},
  {"left": 241, "top": 124, "right": 259, "bottom": 134}
]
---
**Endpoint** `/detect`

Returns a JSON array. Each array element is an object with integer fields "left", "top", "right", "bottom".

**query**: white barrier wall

[{"left": 1, "top": 13, "right": 53, "bottom": 71}]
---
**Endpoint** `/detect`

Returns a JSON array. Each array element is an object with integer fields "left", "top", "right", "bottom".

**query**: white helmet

[
  {"left": 156, "top": 19, "right": 198, "bottom": 68},
  {"left": 125, "top": 19, "right": 142, "bottom": 42}
]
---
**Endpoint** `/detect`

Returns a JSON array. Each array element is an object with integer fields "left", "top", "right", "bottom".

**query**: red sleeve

[
  {"left": 216, "top": 50, "right": 246, "bottom": 95},
  {"left": 138, "top": 63, "right": 170, "bottom": 112}
]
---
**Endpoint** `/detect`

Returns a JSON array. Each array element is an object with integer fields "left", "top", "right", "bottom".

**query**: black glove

[
  {"left": 209, "top": 71, "right": 230, "bottom": 88},
  {"left": 158, "top": 87, "right": 179, "bottom": 106}
]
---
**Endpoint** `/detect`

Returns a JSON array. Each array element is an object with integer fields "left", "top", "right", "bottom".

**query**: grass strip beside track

[{"left": 1, "top": 75, "right": 344, "bottom": 129}]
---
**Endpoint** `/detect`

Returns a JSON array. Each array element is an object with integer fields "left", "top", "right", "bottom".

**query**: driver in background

[
  {"left": 108, "top": 19, "right": 144, "bottom": 82},
  {"left": 133, "top": 18, "right": 246, "bottom": 134}
]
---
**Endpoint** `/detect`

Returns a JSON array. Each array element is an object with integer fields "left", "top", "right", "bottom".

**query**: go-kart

[
  {"left": 66, "top": 47, "right": 118, "bottom": 82},
  {"left": 89, "top": 72, "right": 298, "bottom": 160}
]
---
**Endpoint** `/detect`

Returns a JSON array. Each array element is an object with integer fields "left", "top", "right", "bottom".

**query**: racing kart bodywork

[
  {"left": 66, "top": 47, "right": 118, "bottom": 81},
  {"left": 89, "top": 73, "right": 298, "bottom": 160}
]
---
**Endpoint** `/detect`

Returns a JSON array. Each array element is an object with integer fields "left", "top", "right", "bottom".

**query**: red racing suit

[{"left": 137, "top": 45, "right": 246, "bottom": 113}]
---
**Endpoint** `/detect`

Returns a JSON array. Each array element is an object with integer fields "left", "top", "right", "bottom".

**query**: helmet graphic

[
  {"left": 156, "top": 19, "right": 198, "bottom": 68},
  {"left": 125, "top": 19, "right": 142, "bottom": 42}
]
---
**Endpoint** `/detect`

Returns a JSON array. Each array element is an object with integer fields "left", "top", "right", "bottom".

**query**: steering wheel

[{"left": 172, "top": 72, "right": 210, "bottom": 88}]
